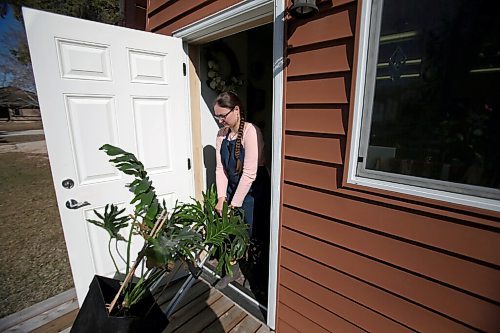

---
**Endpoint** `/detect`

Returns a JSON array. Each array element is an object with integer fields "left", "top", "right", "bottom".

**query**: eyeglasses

[{"left": 214, "top": 107, "right": 235, "bottom": 121}]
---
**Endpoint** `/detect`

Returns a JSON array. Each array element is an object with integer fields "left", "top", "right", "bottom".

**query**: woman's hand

[{"left": 215, "top": 197, "right": 226, "bottom": 216}]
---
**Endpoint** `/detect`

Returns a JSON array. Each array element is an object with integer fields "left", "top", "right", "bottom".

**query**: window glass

[{"left": 359, "top": 0, "right": 500, "bottom": 199}]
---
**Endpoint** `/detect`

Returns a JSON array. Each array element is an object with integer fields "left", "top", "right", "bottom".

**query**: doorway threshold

[{"left": 201, "top": 265, "right": 268, "bottom": 324}]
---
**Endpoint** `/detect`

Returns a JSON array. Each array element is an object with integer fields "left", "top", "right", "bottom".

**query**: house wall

[
  {"left": 146, "top": 0, "right": 242, "bottom": 34},
  {"left": 124, "top": 0, "right": 146, "bottom": 30},
  {"left": 144, "top": 0, "right": 500, "bottom": 331},
  {"left": 279, "top": 0, "right": 500, "bottom": 332},
  {"left": 18, "top": 108, "right": 41, "bottom": 117}
]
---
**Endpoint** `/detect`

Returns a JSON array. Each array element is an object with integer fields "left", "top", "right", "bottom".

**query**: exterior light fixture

[{"left": 290, "top": 0, "right": 319, "bottom": 18}]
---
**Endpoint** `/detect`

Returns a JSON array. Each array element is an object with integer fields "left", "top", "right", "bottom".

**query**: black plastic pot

[{"left": 70, "top": 275, "right": 168, "bottom": 333}]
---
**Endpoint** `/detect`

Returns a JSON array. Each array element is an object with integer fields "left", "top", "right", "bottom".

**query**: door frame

[{"left": 172, "top": 0, "right": 284, "bottom": 329}]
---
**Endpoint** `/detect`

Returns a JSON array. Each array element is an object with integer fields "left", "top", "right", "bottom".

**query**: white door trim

[
  {"left": 173, "top": 0, "right": 274, "bottom": 44},
  {"left": 173, "top": 0, "right": 284, "bottom": 329},
  {"left": 268, "top": 1, "right": 285, "bottom": 329}
]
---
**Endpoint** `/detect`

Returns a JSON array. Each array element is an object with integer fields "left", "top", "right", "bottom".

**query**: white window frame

[{"left": 347, "top": 0, "right": 500, "bottom": 212}]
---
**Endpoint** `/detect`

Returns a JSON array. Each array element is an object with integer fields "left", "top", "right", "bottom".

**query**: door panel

[
  {"left": 23, "top": 7, "right": 194, "bottom": 304},
  {"left": 133, "top": 98, "right": 173, "bottom": 172},
  {"left": 65, "top": 95, "right": 120, "bottom": 184}
]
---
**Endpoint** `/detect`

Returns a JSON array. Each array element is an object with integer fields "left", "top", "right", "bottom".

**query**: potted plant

[{"left": 70, "top": 144, "right": 249, "bottom": 333}]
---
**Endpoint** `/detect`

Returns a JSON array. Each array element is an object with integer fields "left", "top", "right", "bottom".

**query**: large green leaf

[
  {"left": 92, "top": 147, "right": 250, "bottom": 313},
  {"left": 86, "top": 204, "right": 129, "bottom": 241},
  {"left": 100, "top": 144, "right": 161, "bottom": 226}
]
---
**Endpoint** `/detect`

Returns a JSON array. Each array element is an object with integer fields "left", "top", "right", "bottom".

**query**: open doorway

[{"left": 198, "top": 23, "right": 274, "bottom": 318}]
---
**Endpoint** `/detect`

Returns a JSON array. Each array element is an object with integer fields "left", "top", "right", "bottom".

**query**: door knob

[{"left": 65, "top": 199, "right": 90, "bottom": 209}]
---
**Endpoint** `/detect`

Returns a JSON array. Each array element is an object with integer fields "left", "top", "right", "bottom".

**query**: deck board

[
  {"left": 229, "top": 315, "right": 263, "bottom": 333},
  {"left": 173, "top": 296, "right": 234, "bottom": 333},
  {"left": 165, "top": 288, "right": 223, "bottom": 332},
  {"left": 1, "top": 278, "right": 269, "bottom": 333},
  {"left": 256, "top": 324, "right": 272, "bottom": 333},
  {"left": 204, "top": 304, "right": 247, "bottom": 332},
  {"left": 0, "top": 289, "right": 77, "bottom": 332},
  {"left": 30, "top": 308, "right": 78, "bottom": 333},
  {"left": 3, "top": 297, "right": 78, "bottom": 333},
  {"left": 163, "top": 279, "right": 211, "bottom": 311},
  {"left": 0, "top": 288, "right": 78, "bottom": 333}
]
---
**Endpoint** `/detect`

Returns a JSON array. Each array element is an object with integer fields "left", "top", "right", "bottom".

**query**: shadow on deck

[{"left": 0, "top": 277, "right": 270, "bottom": 333}]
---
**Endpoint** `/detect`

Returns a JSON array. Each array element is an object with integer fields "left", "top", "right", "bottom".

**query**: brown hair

[{"left": 214, "top": 91, "right": 245, "bottom": 174}]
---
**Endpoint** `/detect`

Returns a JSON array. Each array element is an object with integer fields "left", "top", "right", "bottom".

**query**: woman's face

[{"left": 214, "top": 104, "right": 239, "bottom": 128}]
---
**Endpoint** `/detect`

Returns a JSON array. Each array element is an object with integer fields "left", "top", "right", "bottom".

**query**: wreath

[{"left": 206, "top": 42, "right": 244, "bottom": 93}]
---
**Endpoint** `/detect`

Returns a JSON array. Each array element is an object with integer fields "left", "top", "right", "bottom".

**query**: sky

[
  {"left": 1, "top": 5, "right": 23, "bottom": 51},
  {"left": 0, "top": 5, "right": 24, "bottom": 87}
]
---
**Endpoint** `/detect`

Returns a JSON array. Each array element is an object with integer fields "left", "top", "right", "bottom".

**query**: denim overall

[{"left": 220, "top": 131, "right": 270, "bottom": 238}]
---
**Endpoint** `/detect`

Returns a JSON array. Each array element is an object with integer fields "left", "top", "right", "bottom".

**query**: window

[{"left": 350, "top": 0, "right": 500, "bottom": 209}]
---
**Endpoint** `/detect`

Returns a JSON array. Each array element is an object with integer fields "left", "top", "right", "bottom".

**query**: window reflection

[{"left": 365, "top": 0, "right": 500, "bottom": 195}]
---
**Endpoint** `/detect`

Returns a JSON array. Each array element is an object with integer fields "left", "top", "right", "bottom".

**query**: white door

[{"left": 23, "top": 8, "right": 194, "bottom": 305}]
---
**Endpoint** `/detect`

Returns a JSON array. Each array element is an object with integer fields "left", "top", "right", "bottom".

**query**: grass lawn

[{"left": 0, "top": 152, "right": 74, "bottom": 318}]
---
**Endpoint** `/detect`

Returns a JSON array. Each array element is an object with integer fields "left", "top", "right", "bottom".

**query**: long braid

[{"left": 234, "top": 111, "right": 245, "bottom": 174}]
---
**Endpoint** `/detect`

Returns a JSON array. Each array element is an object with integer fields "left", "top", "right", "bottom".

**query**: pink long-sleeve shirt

[{"left": 215, "top": 123, "right": 265, "bottom": 207}]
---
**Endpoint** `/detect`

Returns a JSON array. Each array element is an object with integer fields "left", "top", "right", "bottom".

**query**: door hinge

[
  {"left": 187, "top": 158, "right": 191, "bottom": 170},
  {"left": 183, "top": 63, "right": 187, "bottom": 76}
]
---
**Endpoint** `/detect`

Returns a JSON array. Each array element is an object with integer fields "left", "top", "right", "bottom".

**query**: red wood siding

[
  {"left": 146, "top": 0, "right": 242, "bottom": 35},
  {"left": 124, "top": 0, "right": 146, "bottom": 30},
  {"left": 277, "top": 0, "right": 500, "bottom": 332},
  {"left": 143, "top": 0, "right": 500, "bottom": 331}
]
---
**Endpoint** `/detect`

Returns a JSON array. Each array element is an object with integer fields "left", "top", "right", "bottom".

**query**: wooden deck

[
  {"left": 0, "top": 289, "right": 78, "bottom": 333},
  {"left": 0, "top": 277, "right": 270, "bottom": 333}
]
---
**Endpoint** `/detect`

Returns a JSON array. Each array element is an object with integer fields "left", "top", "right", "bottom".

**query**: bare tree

[{"left": 0, "top": 23, "right": 37, "bottom": 108}]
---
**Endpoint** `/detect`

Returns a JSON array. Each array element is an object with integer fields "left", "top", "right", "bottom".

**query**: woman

[{"left": 213, "top": 91, "right": 270, "bottom": 289}]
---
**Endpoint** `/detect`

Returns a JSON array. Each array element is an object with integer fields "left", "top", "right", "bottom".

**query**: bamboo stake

[{"left": 106, "top": 210, "right": 168, "bottom": 314}]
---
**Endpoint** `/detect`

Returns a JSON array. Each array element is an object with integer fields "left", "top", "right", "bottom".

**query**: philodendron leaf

[
  {"left": 144, "top": 237, "right": 176, "bottom": 269},
  {"left": 99, "top": 144, "right": 163, "bottom": 226},
  {"left": 110, "top": 155, "right": 132, "bottom": 163},
  {"left": 145, "top": 200, "right": 159, "bottom": 221},
  {"left": 142, "top": 189, "right": 155, "bottom": 204},
  {"left": 100, "top": 144, "right": 128, "bottom": 156},
  {"left": 135, "top": 178, "right": 152, "bottom": 194},
  {"left": 86, "top": 204, "right": 130, "bottom": 241}
]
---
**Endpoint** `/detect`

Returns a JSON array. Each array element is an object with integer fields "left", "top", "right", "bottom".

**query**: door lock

[
  {"left": 62, "top": 179, "right": 74, "bottom": 189},
  {"left": 65, "top": 199, "right": 90, "bottom": 210}
]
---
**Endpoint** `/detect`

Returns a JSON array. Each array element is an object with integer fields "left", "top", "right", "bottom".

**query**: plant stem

[
  {"left": 107, "top": 211, "right": 167, "bottom": 314},
  {"left": 125, "top": 214, "right": 137, "bottom": 277},
  {"left": 108, "top": 238, "right": 119, "bottom": 273},
  {"left": 107, "top": 248, "right": 145, "bottom": 314},
  {"left": 129, "top": 269, "right": 165, "bottom": 307},
  {"left": 115, "top": 239, "right": 126, "bottom": 265}
]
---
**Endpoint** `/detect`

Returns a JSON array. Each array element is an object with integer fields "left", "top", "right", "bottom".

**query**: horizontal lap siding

[
  {"left": 284, "top": 159, "right": 338, "bottom": 191},
  {"left": 124, "top": 0, "right": 146, "bottom": 30},
  {"left": 281, "top": 248, "right": 468, "bottom": 333},
  {"left": 284, "top": 135, "right": 343, "bottom": 164},
  {"left": 146, "top": 0, "right": 242, "bottom": 35},
  {"left": 280, "top": 286, "right": 365, "bottom": 332},
  {"left": 283, "top": 184, "right": 500, "bottom": 267},
  {"left": 278, "top": 0, "right": 500, "bottom": 332},
  {"left": 279, "top": 303, "right": 329, "bottom": 333},
  {"left": 285, "top": 107, "right": 346, "bottom": 134},
  {"left": 281, "top": 207, "right": 499, "bottom": 331}
]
